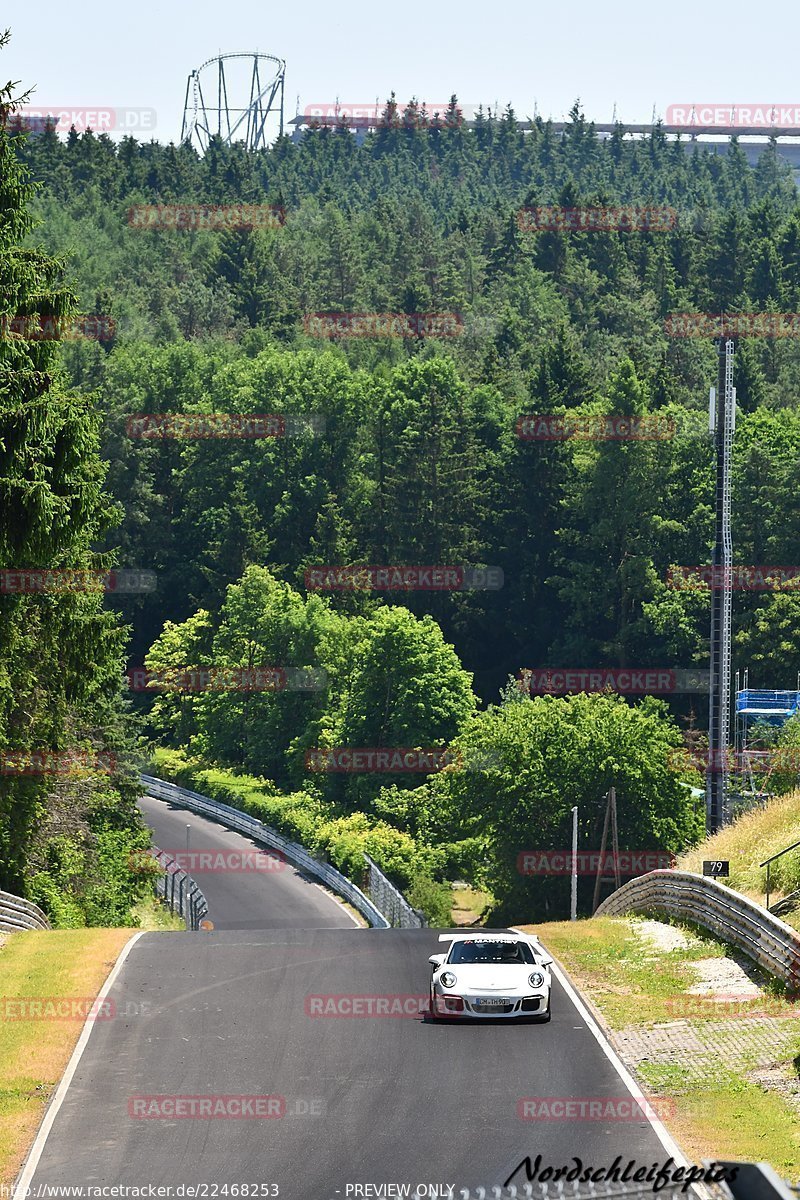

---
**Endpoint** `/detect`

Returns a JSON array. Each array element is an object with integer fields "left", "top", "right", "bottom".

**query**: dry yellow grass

[
  {"left": 519, "top": 917, "right": 800, "bottom": 1173},
  {"left": 679, "top": 788, "right": 800, "bottom": 902},
  {"left": 0, "top": 928, "right": 135, "bottom": 1188}
]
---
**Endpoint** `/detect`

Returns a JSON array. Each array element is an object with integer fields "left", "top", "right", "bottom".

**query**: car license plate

[{"left": 475, "top": 997, "right": 511, "bottom": 1007}]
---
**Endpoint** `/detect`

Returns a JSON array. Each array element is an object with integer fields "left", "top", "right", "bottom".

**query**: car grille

[{"left": 466, "top": 996, "right": 544, "bottom": 1015}]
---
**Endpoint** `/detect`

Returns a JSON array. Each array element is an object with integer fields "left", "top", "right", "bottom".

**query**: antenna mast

[{"left": 707, "top": 337, "right": 735, "bottom": 832}]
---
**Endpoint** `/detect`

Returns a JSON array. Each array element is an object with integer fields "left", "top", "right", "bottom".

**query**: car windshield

[{"left": 448, "top": 939, "right": 536, "bottom": 965}]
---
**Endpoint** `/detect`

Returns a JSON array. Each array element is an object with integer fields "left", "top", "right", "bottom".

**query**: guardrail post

[{"left": 148, "top": 844, "right": 209, "bottom": 932}]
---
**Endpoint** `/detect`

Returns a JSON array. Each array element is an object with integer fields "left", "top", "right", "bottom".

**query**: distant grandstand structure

[{"left": 288, "top": 110, "right": 800, "bottom": 170}]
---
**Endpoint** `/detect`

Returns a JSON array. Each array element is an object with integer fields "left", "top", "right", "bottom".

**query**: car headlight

[
  {"left": 528, "top": 972, "right": 545, "bottom": 988},
  {"left": 440, "top": 971, "right": 457, "bottom": 989}
]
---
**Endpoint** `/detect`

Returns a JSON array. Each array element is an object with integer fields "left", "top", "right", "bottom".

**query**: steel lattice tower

[{"left": 706, "top": 337, "right": 735, "bottom": 832}]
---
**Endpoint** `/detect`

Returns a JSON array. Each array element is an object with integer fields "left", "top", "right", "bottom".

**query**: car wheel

[
  {"left": 427, "top": 990, "right": 440, "bottom": 1021},
  {"left": 535, "top": 1001, "right": 551, "bottom": 1023}
]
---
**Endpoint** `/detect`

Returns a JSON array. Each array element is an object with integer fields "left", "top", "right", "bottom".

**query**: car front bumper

[{"left": 432, "top": 991, "right": 549, "bottom": 1018}]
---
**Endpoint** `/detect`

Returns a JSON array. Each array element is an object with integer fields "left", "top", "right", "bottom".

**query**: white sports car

[{"left": 428, "top": 932, "right": 552, "bottom": 1021}]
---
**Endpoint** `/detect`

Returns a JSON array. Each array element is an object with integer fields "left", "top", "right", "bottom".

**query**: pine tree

[{"left": 0, "top": 33, "right": 142, "bottom": 905}]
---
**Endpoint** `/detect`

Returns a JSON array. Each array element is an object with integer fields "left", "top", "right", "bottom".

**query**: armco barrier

[
  {"left": 151, "top": 846, "right": 209, "bottom": 930},
  {"left": 140, "top": 774, "right": 392, "bottom": 928},
  {"left": 0, "top": 889, "right": 50, "bottom": 932},
  {"left": 595, "top": 869, "right": 800, "bottom": 989}
]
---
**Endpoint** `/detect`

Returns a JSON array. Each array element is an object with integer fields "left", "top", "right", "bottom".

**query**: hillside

[{"left": 679, "top": 790, "right": 800, "bottom": 918}]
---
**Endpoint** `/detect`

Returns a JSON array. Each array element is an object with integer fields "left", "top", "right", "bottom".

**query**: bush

[
  {"left": 407, "top": 875, "right": 453, "bottom": 926},
  {"left": 25, "top": 822, "right": 154, "bottom": 929},
  {"left": 149, "top": 748, "right": 431, "bottom": 899}
]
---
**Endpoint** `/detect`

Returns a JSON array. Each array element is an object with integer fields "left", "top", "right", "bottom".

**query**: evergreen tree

[{"left": 0, "top": 35, "right": 146, "bottom": 913}]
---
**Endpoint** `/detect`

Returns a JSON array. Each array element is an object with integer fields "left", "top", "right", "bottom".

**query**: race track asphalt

[
  {"left": 20, "top": 797, "right": 678, "bottom": 1197},
  {"left": 137, "top": 792, "right": 357, "bottom": 931}
]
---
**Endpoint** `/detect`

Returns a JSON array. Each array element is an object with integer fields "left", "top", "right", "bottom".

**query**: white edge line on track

[
  {"left": 14, "top": 930, "right": 146, "bottom": 1193},
  {"left": 510, "top": 928, "right": 690, "bottom": 1168},
  {"left": 310, "top": 880, "right": 364, "bottom": 928}
]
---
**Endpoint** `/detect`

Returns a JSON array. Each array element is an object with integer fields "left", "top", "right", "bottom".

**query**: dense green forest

[{"left": 4, "top": 49, "right": 800, "bottom": 922}]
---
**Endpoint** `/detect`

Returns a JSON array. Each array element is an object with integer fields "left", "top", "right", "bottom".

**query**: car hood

[{"left": 439, "top": 964, "right": 548, "bottom": 991}]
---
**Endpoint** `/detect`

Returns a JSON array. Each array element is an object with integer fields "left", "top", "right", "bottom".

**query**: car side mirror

[
  {"left": 539, "top": 957, "right": 553, "bottom": 968},
  {"left": 428, "top": 953, "right": 446, "bottom": 967}
]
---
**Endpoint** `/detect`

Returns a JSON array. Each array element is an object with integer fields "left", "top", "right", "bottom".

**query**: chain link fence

[
  {"left": 363, "top": 853, "right": 426, "bottom": 928},
  {"left": 151, "top": 846, "right": 209, "bottom": 930}
]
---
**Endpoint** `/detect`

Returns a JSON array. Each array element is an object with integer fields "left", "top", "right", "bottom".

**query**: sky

[{"left": 4, "top": 0, "right": 800, "bottom": 144}]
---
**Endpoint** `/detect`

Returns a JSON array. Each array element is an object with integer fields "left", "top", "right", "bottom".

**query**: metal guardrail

[
  {"left": 450, "top": 1182, "right": 723, "bottom": 1200},
  {"left": 447, "top": 1162, "right": 799, "bottom": 1199},
  {"left": 760, "top": 838, "right": 800, "bottom": 910},
  {"left": 140, "top": 774, "right": 391, "bottom": 928},
  {"left": 151, "top": 846, "right": 209, "bottom": 931},
  {"left": 0, "top": 889, "right": 51, "bottom": 932},
  {"left": 595, "top": 870, "right": 800, "bottom": 989},
  {"left": 364, "top": 853, "right": 426, "bottom": 928}
]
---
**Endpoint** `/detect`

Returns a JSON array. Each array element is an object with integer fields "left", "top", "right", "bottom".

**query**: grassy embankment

[{"left": 518, "top": 790, "right": 800, "bottom": 1174}]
